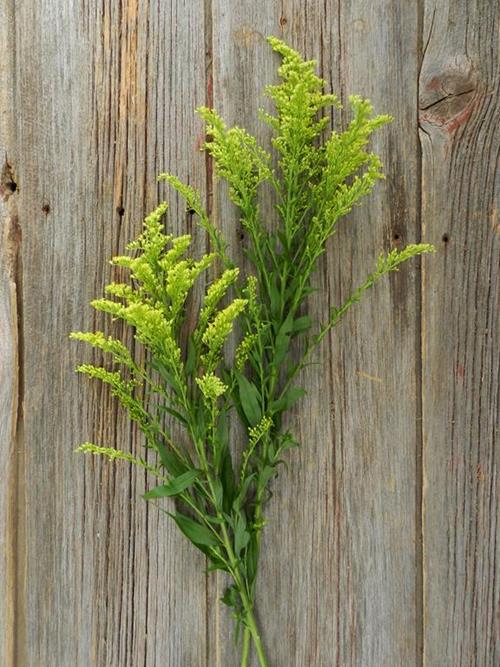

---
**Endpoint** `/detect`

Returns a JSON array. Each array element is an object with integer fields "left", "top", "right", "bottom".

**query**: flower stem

[
  {"left": 240, "top": 628, "right": 250, "bottom": 667},
  {"left": 242, "top": 602, "right": 269, "bottom": 667}
]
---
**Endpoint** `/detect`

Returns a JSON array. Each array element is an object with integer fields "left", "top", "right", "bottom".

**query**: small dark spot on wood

[
  {"left": 239, "top": 232, "right": 245, "bottom": 241},
  {"left": 42, "top": 203, "right": 50, "bottom": 214},
  {"left": 116, "top": 206, "right": 125, "bottom": 217},
  {"left": 7, "top": 180, "right": 17, "bottom": 192},
  {"left": 442, "top": 233, "right": 450, "bottom": 243},
  {"left": 279, "top": 15, "right": 287, "bottom": 27},
  {"left": 187, "top": 208, "right": 196, "bottom": 215},
  {"left": 393, "top": 233, "right": 401, "bottom": 241}
]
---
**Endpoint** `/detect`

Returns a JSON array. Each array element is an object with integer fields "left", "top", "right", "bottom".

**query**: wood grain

[
  {"left": 324, "top": 3, "right": 424, "bottom": 664},
  {"left": 0, "top": 1, "right": 21, "bottom": 661},
  {"left": 420, "top": 1, "right": 499, "bottom": 665},
  {"left": 7, "top": 1, "right": 209, "bottom": 665},
  {"left": 1, "top": 0, "right": 498, "bottom": 665}
]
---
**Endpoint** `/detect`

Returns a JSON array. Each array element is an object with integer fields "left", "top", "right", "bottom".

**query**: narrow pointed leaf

[
  {"left": 143, "top": 469, "right": 200, "bottom": 499},
  {"left": 235, "top": 371, "right": 262, "bottom": 426},
  {"left": 170, "top": 511, "right": 220, "bottom": 547}
]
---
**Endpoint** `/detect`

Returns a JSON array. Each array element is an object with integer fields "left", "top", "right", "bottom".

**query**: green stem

[
  {"left": 214, "top": 520, "right": 269, "bottom": 667},
  {"left": 240, "top": 628, "right": 250, "bottom": 667},
  {"left": 242, "top": 602, "right": 269, "bottom": 667}
]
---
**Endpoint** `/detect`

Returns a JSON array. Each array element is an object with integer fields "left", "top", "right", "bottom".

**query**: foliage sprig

[{"left": 72, "top": 37, "right": 433, "bottom": 667}]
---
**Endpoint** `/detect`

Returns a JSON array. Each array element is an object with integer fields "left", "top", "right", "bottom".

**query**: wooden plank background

[{"left": 0, "top": 1, "right": 497, "bottom": 665}]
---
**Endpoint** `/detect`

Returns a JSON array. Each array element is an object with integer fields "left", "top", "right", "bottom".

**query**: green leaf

[
  {"left": 185, "top": 336, "right": 197, "bottom": 376},
  {"left": 170, "top": 511, "right": 220, "bottom": 547},
  {"left": 273, "top": 311, "right": 294, "bottom": 367},
  {"left": 205, "top": 515, "right": 225, "bottom": 525},
  {"left": 235, "top": 371, "right": 262, "bottom": 426},
  {"left": 258, "top": 465, "right": 277, "bottom": 487},
  {"left": 271, "top": 386, "right": 306, "bottom": 413},
  {"left": 212, "top": 477, "right": 224, "bottom": 510},
  {"left": 245, "top": 533, "right": 259, "bottom": 585},
  {"left": 273, "top": 332, "right": 290, "bottom": 367},
  {"left": 220, "top": 447, "right": 236, "bottom": 512},
  {"left": 221, "top": 584, "right": 239, "bottom": 609},
  {"left": 269, "top": 274, "right": 281, "bottom": 318},
  {"left": 155, "top": 439, "right": 186, "bottom": 477},
  {"left": 234, "top": 512, "right": 250, "bottom": 558},
  {"left": 292, "top": 315, "right": 312, "bottom": 334},
  {"left": 214, "top": 411, "right": 229, "bottom": 470},
  {"left": 206, "top": 556, "right": 229, "bottom": 573},
  {"left": 233, "top": 474, "right": 255, "bottom": 512},
  {"left": 160, "top": 405, "right": 188, "bottom": 425},
  {"left": 143, "top": 469, "right": 200, "bottom": 499},
  {"left": 150, "top": 359, "right": 181, "bottom": 395}
]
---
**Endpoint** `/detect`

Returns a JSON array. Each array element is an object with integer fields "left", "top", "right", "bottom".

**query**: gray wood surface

[
  {"left": 0, "top": 1, "right": 497, "bottom": 666},
  {"left": 420, "top": 1, "right": 499, "bottom": 665}
]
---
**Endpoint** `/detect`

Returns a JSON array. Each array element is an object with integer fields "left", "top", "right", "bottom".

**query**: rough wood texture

[
  {"left": 0, "top": 1, "right": 497, "bottom": 666},
  {"left": 1, "top": 3, "right": 21, "bottom": 664},
  {"left": 3, "top": 2, "right": 209, "bottom": 666},
  {"left": 420, "top": 1, "right": 499, "bottom": 665}
]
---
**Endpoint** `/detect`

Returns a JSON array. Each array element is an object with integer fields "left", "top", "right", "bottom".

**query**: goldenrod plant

[{"left": 72, "top": 37, "right": 433, "bottom": 666}]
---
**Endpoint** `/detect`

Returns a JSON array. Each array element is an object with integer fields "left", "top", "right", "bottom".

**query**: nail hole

[
  {"left": 442, "top": 233, "right": 450, "bottom": 243},
  {"left": 116, "top": 206, "right": 125, "bottom": 217},
  {"left": 42, "top": 203, "right": 50, "bottom": 214},
  {"left": 393, "top": 233, "right": 401, "bottom": 241}
]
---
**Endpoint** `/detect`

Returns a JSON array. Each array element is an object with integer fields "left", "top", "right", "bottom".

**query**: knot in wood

[
  {"left": 1, "top": 159, "right": 18, "bottom": 201},
  {"left": 419, "top": 55, "right": 477, "bottom": 133}
]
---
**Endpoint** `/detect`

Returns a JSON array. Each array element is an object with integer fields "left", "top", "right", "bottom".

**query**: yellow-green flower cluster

[
  {"left": 197, "top": 268, "right": 240, "bottom": 335},
  {"left": 161, "top": 234, "right": 191, "bottom": 269},
  {"left": 248, "top": 416, "right": 273, "bottom": 446},
  {"left": 195, "top": 373, "right": 228, "bottom": 402},
  {"left": 197, "top": 106, "right": 272, "bottom": 212},
  {"left": 69, "top": 331, "right": 135, "bottom": 368},
  {"left": 202, "top": 298, "right": 247, "bottom": 369},
  {"left": 265, "top": 36, "right": 339, "bottom": 154},
  {"left": 159, "top": 173, "right": 229, "bottom": 261},
  {"left": 243, "top": 275, "right": 261, "bottom": 320},
  {"left": 76, "top": 443, "right": 163, "bottom": 477},
  {"left": 166, "top": 254, "right": 216, "bottom": 321},
  {"left": 88, "top": 299, "right": 184, "bottom": 381},
  {"left": 126, "top": 202, "right": 170, "bottom": 260},
  {"left": 77, "top": 364, "right": 151, "bottom": 426},
  {"left": 235, "top": 332, "right": 257, "bottom": 371},
  {"left": 104, "top": 282, "right": 140, "bottom": 303}
]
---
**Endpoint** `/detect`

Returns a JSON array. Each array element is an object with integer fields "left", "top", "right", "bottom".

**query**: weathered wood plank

[
  {"left": 0, "top": 2, "right": 21, "bottom": 661},
  {"left": 210, "top": 2, "right": 422, "bottom": 665},
  {"left": 0, "top": 11, "right": 20, "bottom": 665},
  {"left": 420, "top": 1, "right": 499, "bottom": 664},
  {"left": 0, "top": 154, "right": 19, "bottom": 667},
  {"left": 328, "top": 4, "right": 424, "bottom": 664},
  {"left": 11, "top": 1, "right": 209, "bottom": 665}
]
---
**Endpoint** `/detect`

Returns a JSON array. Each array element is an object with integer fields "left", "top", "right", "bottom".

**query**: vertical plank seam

[
  {"left": 3, "top": 180, "right": 25, "bottom": 667},
  {"left": 13, "top": 225, "right": 25, "bottom": 667},
  {"left": 142, "top": 5, "right": 151, "bottom": 663},
  {"left": 415, "top": 1, "right": 428, "bottom": 665},
  {"left": 203, "top": 1, "right": 214, "bottom": 665},
  {"left": 4, "top": 1, "right": 28, "bottom": 663}
]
